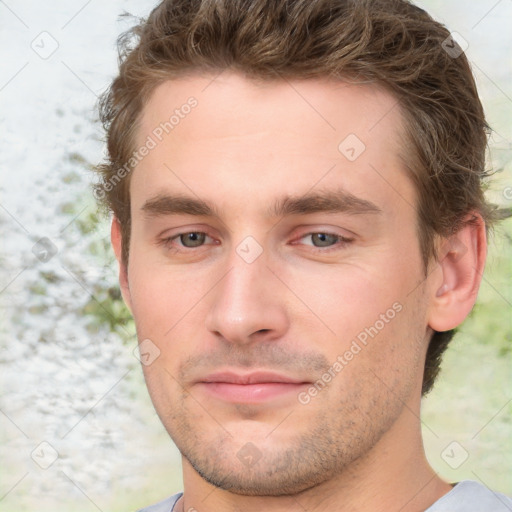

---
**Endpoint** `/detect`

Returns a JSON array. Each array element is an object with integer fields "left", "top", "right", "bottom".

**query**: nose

[{"left": 204, "top": 249, "right": 290, "bottom": 346}]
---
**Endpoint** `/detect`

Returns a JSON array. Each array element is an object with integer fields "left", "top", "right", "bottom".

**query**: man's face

[{"left": 121, "top": 73, "right": 435, "bottom": 494}]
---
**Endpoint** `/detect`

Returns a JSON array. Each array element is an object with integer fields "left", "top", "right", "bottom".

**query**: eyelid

[
  {"left": 158, "top": 228, "right": 218, "bottom": 250},
  {"left": 291, "top": 230, "right": 355, "bottom": 251},
  {"left": 173, "top": 232, "right": 214, "bottom": 246},
  {"left": 291, "top": 225, "right": 356, "bottom": 240},
  {"left": 157, "top": 223, "right": 216, "bottom": 239},
  {"left": 157, "top": 226, "right": 355, "bottom": 253}
]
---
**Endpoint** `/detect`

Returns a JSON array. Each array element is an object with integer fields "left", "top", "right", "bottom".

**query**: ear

[
  {"left": 427, "top": 214, "right": 487, "bottom": 332},
  {"left": 111, "top": 216, "right": 133, "bottom": 314}
]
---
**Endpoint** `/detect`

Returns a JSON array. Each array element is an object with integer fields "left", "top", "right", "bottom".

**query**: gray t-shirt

[{"left": 137, "top": 481, "right": 512, "bottom": 511}]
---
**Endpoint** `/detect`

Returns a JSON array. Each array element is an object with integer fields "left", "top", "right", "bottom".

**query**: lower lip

[{"left": 198, "top": 382, "right": 307, "bottom": 403}]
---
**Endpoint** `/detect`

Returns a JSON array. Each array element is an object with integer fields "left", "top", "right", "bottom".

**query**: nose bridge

[
  {"left": 222, "top": 257, "right": 265, "bottom": 312},
  {"left": 205, "top": 242, "right": 288, "bottom": 343}
]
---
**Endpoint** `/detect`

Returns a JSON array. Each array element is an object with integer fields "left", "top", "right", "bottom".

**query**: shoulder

[
  {"left": 427, "top": 481, "right": 512, "bottom": 511},
  {"left": 136, "top": 492, "right": 183, "bottom": 512}
]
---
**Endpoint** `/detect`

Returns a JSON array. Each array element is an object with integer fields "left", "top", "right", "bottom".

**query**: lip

[
  {"left": 197, "top": 371, "right": 310, "bottom": 403},
  {"left": 200, "top": 371, "right": 307, "bottom": 385}
]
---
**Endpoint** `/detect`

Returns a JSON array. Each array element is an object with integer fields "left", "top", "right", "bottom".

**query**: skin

[{"left": 111, "top": 72, "right": 487, "bottom": 512}]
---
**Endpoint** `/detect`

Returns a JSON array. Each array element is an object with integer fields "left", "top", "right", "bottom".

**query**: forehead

[
  {"left": 138, "top": 73, "right": 404, "bottom": 146},
  {"left": 132, "top": 72, "right": 414, "bottom": 219}
]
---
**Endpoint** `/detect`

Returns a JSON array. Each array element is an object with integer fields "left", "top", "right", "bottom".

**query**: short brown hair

[{"left": 95, "top": 0, "right": 496, "bottom": 394}]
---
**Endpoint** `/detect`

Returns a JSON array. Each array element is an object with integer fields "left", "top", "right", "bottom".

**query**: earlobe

[
  {"left": 428, "top": 214, "right": 487, "bottom": 332},
  {"left": 111, "top": 216, "right": 133, "bottom": 313}
]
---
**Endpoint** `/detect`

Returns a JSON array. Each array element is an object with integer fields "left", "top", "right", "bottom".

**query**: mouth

[{"left": 196, "top": 371, "right": 310, "bottom": 403}]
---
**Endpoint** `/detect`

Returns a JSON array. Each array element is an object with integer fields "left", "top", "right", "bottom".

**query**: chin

[{"left": 176, "top": 426, "right": 361, "bottom": 497}]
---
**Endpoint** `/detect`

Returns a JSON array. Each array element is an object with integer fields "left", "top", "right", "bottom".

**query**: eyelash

[
  {"left": 161, "top": 232, "right": 216, "bottom": 252},
  {"left": 293, "top": 232, "right": 354, "bottom": 252},
  {"left": 160, "top": 231, "right": 353, "bottom": 253}
]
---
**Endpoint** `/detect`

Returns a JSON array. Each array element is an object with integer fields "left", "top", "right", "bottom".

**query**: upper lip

[{"left": 199, "top": 371, "right": 308, "bottom": 385}]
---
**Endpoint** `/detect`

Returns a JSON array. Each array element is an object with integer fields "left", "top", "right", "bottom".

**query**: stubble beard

[{"left": 161, "top": 374, "right": 406, "bottom": 497}]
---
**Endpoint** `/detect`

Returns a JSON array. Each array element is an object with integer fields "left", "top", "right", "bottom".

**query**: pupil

[
  {"left": 181, "top": 232, "right": 205, "bottom": 247},
  {"left": 313, "top": 233, "right": 336, "bottom": 247}
]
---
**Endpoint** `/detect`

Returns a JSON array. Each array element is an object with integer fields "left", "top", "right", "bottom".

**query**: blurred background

[{"left": 0, "top": 1, "right": 510, "bottom": 511}]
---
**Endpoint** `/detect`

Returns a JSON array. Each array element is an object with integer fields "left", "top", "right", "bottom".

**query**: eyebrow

[
  {"left": 142, "top": 194, "right": 218, "bottom": 218},
  {"left": 269, "top": 189, "right": 382, "bottom": 217},
  {"left": 141, "top": 189, "right": 382, "bottom": 220}
]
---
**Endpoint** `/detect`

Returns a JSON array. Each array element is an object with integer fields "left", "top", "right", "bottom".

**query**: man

[{"left": 94, "top": 0, "right": 510, "bottom": 510}]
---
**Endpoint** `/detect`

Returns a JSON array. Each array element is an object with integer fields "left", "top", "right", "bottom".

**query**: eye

[
  {"left": 178, "top": 232, "right": 207, "bottom": 247},
  {"left": 307, "top": 233, "right": 340, "bottom": 247},
  {"left": 162, "top": 231, "right": 212, "bottom": 250},
  {"left": 291, "top": 231, "right": 355, "bottom": 253},
  {"left": 299, "top": 232, "right": 351, "bottom": 248}
]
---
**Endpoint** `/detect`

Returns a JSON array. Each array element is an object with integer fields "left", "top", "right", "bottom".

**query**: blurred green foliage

[
  {"left": 62, "top": 183, "right": 135, "bottom": 342},
  {"left": 463, "top": 217, "right": 512, "bottom": 355}
]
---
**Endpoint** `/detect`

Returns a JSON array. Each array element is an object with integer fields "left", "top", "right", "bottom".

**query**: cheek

[
  {"left": 351, "top": 286, "right": 427, "bottom": 383},
  {"left": 315, "top": 299, "right": 426, "bottom": 415},
  {"left": 280, "top": 255, "right": 427, "bottom": 391},
  {"left": 127, "top": 252, "right": 206, "bottom": 336},
  {"left": 279, "top": 258, "right": 415, "bottom": 342}
]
